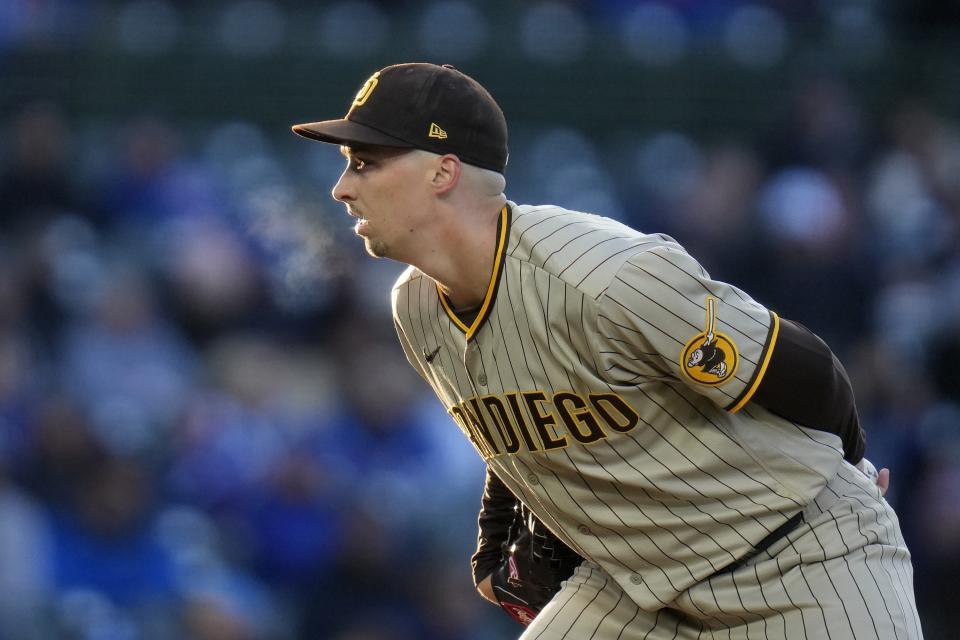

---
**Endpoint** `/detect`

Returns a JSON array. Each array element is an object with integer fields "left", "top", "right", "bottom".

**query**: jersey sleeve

[
  {"left": 595, "top": 244, "right": 778, "bottom": 412},
  {"left": 391, "top": 283, "right": 431, "bottom": 386}
]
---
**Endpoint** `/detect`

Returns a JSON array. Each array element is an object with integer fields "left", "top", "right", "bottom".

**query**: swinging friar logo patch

[{"left": 680, "top": 297, "right": 738, "bottom": 386}]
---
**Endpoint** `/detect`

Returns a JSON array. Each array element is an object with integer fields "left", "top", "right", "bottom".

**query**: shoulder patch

[{"left": 680, "top": 297, "right": 738, "bottom": 386}]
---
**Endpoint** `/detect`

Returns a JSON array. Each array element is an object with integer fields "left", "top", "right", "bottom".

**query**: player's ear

[{"left": 431, "top": 154, "right": 461, "bottom": 195}]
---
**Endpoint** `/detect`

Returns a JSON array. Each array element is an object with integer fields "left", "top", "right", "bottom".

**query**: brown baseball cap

[{"left": 292, "top": 63, "right": 508, "bottom": 173}]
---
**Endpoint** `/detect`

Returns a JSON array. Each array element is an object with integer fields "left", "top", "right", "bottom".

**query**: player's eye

[{"left": 351, "top": 158, "right": 367, "bottom": 171}]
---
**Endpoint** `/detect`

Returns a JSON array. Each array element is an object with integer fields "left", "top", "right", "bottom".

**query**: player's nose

[{"left": 331, "top": 170, "right": 355, "bottom": 203}]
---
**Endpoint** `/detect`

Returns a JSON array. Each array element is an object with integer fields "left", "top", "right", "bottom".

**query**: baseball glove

[{"left": 489, "top": 505, "right": 584, "bottom": 626}]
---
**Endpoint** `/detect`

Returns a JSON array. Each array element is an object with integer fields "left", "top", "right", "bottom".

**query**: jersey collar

[{"left": 437, "top": 204, "right": 511, "bottom": 340}]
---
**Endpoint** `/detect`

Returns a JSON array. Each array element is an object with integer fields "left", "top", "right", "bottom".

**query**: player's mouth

[{"left": 349, "top": 209, "right": 370, "bottom": 235}]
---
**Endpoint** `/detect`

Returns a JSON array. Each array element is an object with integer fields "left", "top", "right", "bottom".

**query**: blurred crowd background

[{"left": 1, "top": 1, "right": 959, "bottom": 638}]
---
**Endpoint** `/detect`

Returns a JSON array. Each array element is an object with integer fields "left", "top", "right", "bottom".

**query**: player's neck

[{"left": 415, "top": 200, "right": 504, "bottom": 311}]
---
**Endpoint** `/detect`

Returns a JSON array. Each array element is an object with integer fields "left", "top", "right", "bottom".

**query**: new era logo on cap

[{"left": 291, "top": 63, "right": 508, "bottom": 173}]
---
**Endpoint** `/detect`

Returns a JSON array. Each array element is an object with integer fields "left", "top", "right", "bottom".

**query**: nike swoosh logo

[{"left": 424, "top": 345, "right": 442, "bottom": 364}]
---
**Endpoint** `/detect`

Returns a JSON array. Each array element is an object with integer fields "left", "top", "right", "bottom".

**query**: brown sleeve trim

[{"left": 738, "top": 316, "right": 865, "bottom": 463}]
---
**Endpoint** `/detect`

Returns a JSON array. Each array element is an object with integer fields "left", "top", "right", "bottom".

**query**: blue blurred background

[{"left": 1, "top": 1, "right": 958, "bottom": 638}]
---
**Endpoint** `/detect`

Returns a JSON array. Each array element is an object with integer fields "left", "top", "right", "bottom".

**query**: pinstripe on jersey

[
  {"left": 392, "top": 202, "right": 849, "bottom": 611},
  {"left": 518, "top": 463, "right": 921, "bottom": 639}
]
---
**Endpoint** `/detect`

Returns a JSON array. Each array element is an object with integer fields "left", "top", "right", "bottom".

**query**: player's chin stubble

[{"left": 365, "top": 237, "right": 388, "bottom": 258}]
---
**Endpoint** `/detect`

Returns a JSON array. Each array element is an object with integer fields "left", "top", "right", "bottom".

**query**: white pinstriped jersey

[{"left": 391, "top": 202, "right": 846, "bottom": 610}]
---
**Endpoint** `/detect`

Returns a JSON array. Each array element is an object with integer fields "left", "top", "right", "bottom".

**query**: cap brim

[{"left": 291, "top": 118, "right": 414, "bottom": 149}]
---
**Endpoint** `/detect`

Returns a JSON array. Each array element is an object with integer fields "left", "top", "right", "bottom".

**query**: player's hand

[
  {"left": 486, "top": 527, "right": 557, "bottom": 626},
  {"left": 876, "top": 467, "right": 890, "bottom": 497},
  {"left": 482, "top": 520, "right": 583, "bottom": 627},
  {"left": 856, "top": 458, "right": 890, "bottom": 497},
  {"left": 477, "top": 574, "right": 497, "bottom": 605}
]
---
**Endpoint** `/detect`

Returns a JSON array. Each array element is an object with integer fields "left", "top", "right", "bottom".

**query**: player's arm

[
  {"left": 392, "top": 318, "right": 430, "bottom": 384},
  {"left": 472, "top": 467, "right": 519, "bottom": 591},
  {"left": 391, "top": 275, "right": 437, "bottom": 386},
  {"left": 747, "top": 316, "right": 865, "bottom": 463},
  {"left": 596, "top": 245, "right": 865, "bottom": 462},
  {"left": 473, "top": 476, "right": 584, "bottom": 626}
]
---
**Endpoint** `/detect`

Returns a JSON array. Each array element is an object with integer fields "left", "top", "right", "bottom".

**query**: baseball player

[{"left": 292, "top": 63, "right": 923, "bottom": 638}]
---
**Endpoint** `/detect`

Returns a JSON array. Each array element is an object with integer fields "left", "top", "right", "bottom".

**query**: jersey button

[
  {"left": 527, "top": 473, "right": 539, "bottom": 485},
  {"left": 577, "top": 525, "right": 591, "bottom": 535},
  {"left": 477, "top": 373, "right": 487, "bottom": 386},
  {"left": 630, "top": 574, "right": 642, "bottom": 585}
]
